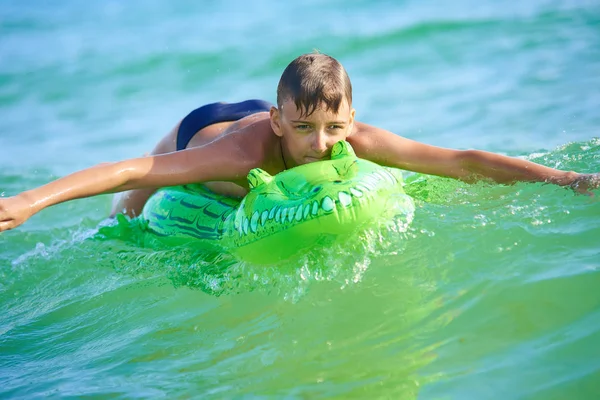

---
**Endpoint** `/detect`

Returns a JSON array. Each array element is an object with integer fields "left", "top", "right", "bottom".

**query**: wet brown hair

[{"left": 276, "top": 53, "right": 353, "bottom": 117}]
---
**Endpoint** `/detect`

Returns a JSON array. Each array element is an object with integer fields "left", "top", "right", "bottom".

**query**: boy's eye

[{"left": 294, "top": 124, "right": 344, "bottom": 131}]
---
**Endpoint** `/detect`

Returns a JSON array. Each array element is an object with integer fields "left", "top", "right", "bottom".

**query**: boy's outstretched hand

[
  {"left": 569, "top": 173, "right": 600, "bottom": 196},
  {"left": 0, "top": 194, "right": 35, "bottom": 232}
]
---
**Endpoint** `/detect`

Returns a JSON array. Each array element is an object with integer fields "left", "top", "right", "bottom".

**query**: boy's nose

[{"left": 312, "top": 132, "right": 328, "bottom": 153}]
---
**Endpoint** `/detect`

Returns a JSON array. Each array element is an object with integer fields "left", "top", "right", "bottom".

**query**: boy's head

[
  {"left": 271, "top": 53, "right": 356, "bottom": 168},
  {"left": 276, "top": 53, "right": 353, "bottom": 117}
]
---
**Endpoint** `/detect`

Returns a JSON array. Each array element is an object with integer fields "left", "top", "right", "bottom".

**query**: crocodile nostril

[{"left": 333, "top": 180, "right": 342, "bottom": 184}]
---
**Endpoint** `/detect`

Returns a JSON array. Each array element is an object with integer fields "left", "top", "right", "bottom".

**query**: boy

[{"left": 0, "top": 53, "right": 598, "bottom": 232}]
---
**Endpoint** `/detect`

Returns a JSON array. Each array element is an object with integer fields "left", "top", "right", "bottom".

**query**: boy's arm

[
  {"left": 0, "top": 130, "right": 256, "bottom": 232},
  {"left": 351, "top": 123, "right": 600, "bottom": 193}
]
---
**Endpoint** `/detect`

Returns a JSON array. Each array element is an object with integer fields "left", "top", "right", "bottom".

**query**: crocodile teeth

[
  {"left": 364, "top": 176, "right": 379, "bottom": 187},
  {"left": 370, "top": 173, "right": 382, "bottom": 182},
  {"left": 295, "top": 206, "right": 304, "bottom": 221},
  {"left": 379, "top": 170, "right": 394, "bottom": 184},
  {"left": 303, "top": 204, "right": 311, "bottom": 219},
  {"left": 380, "top": 170, "right": 395, "bottom": 184},
  {"left": 311, "top": 201, "right": 319, "bottom": 216},
  {"left": 361, "top": 181, "right": 376, "bottom": 191},
  {"left": 243, "top": 218, "right": 249, "bottom": 235},
  {"left": 236, "top": 217, "right": 243, "bottom": 236},
  {"left": 338, "top": 191, "right": 352, "bottom": 207},
  {"left": 350, "top": 187, "right": 363, "bottom": 198},
  {"left": 322, "top": 196, "right": 335, "bottom": 212},
  {"left": 261, "top": 210, "right": 268, "bottom": 226},
  {"left": 356, "top": 184, "right": 371, "bottom": 193},
  {"left": 250, "top": 212, "right": 259, "bottom": 233}
]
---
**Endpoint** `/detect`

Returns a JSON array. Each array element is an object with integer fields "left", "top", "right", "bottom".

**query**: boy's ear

[
  {"left": 270, "top": 106, "right": 283, "bottom": 137},
  {"left": 345, "top": 108, "right": 356, "bottom": 137}
]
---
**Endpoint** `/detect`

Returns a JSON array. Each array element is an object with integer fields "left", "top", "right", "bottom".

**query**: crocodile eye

[
  {"left": 333, "top": 180, "right": 342, "bottom": 184},
  {"left": 312, "top": 186, "right": 321, "bottom": 193}
]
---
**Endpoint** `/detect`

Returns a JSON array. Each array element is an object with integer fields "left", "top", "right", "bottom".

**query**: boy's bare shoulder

[
  {"left": 241, "top": 112, "right": 274, "bottom": 135},
  {"left": 233, "top": 114, "right": 281, "bottom": 169},
  {"left": 236, "top": 113, "right": 277, "bottom": 147}
]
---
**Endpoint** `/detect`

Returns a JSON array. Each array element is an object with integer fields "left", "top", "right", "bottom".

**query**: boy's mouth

[{"left": 304, "top": 155, "right": 328, "bottom": 162}]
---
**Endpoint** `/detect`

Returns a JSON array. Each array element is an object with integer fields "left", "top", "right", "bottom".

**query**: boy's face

[{"left": 270, "top": 98, "right": 355, "bottom": 168}]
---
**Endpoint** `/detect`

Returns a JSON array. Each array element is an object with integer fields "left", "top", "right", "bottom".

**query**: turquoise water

[{"left": 1, "top": 0, "right": 600, "bottom": 398}]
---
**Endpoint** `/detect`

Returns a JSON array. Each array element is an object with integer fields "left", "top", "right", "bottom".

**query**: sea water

[{"left": 1, "top": 0, "right": 599, "bottom": 398}]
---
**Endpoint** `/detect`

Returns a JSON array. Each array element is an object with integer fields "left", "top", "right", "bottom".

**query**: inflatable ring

[{"left": 141, "top": 141, "right": 414, "bottom": 263}]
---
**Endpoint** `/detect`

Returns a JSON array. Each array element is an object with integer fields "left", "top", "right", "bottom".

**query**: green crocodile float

[{"left": 141, "top": 141, "right": 414, "bottom": 264}]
